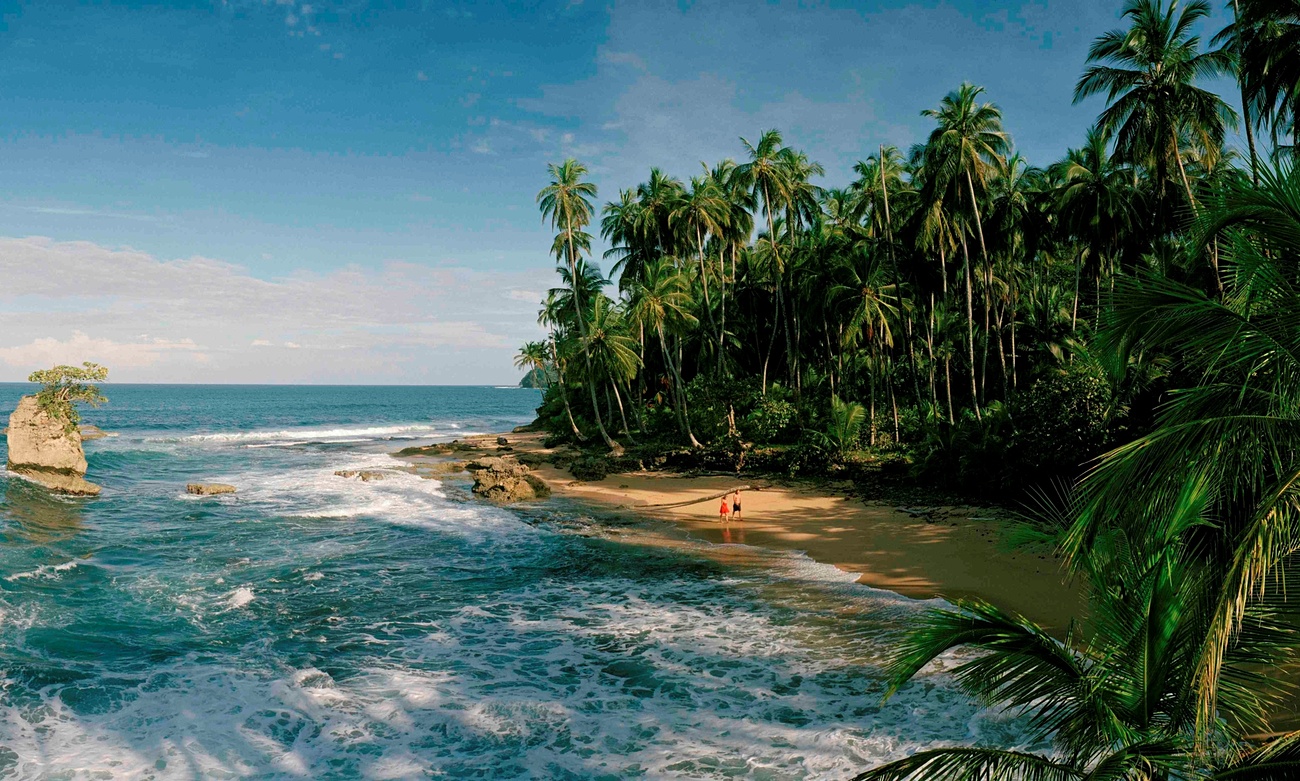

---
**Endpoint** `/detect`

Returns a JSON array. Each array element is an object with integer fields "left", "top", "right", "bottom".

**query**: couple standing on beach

[{"left": 719, "top": 491, "right": 742, "bottom": 522}]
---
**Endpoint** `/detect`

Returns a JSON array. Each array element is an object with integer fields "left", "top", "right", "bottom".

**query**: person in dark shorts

[{"left": 731, "top": 491, "right": 742, "bottom": 520}]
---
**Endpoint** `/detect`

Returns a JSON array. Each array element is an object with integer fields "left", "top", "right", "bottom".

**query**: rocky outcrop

[
  {"left": 334, "top": 470, "right": 389, "bottom": 482},
  {"left": 187, "top": 483, "right": 236, "bottom": 496},
  {"left": 467, "top": 456, "right": 550, "bottom": 503},
  {"left": 79, "top": 425, "right": 109, "bottom": 441},
  {"left": 5, "top": 396, "right": 101, "bottom": 496}
]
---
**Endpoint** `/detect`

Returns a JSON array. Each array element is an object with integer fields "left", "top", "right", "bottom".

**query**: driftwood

[{"left": 628, "top": 485, "right": 766, "bottom": 510}]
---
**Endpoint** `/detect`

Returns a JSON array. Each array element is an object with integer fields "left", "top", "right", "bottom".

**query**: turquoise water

[{"left": 0, "top": 385, "right": 1016, "bottom": 779}]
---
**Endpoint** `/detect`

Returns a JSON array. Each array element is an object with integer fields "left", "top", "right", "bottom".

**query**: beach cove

[{"left": 399, "top": 431, "right": 1082, "bottom": 634}]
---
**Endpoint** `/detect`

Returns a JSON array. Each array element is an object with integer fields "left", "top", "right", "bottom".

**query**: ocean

[{"left": 0, "top": 384, "right": 1025, "bottom": 779}]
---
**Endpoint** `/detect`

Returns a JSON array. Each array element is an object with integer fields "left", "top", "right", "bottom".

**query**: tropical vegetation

[
  {"left": 29, "top": 362, "right": 108, "bottom": 434},
  {"left": 520, "top": 0, "right": 1300, "bottom": 776}
]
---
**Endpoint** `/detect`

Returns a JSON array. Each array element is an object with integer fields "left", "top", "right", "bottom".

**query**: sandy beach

[{"left": 400, "top": 431, "right": 1085, "bottom": 633}]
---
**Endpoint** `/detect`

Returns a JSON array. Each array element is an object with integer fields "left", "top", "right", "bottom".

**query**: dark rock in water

[
  {"left": 187, "top": 483, "right": 236, "bottom": 496},
  {"left": 6, "top": 396, "right": 101, "bottom": 496},
  {"left": 334, "top": 470, "right": 389, "bottom": 482},
  {"left": 467, "top": 456, "right": 550, "bottom": 503}
]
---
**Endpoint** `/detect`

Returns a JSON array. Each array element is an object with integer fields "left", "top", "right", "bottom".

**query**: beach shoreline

[{"left": 397, "top": 430, "right": 1085, "bottom": 632}]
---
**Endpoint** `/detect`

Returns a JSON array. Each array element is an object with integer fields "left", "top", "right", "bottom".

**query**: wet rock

[
  {"left": 5, "top": 396, "right": 101, "bottom": 496},
  {"left": 467, "top": 456, "right": 550, "bottom": 503},
  {"left": 187, "top": 483, "right": 236, "bottom": 496},
  {"left": 496, "top": 436, "right": 509, "bottom": 445},
  {"left": 334, "top": 470, "right": 389, "bottom": 482}
]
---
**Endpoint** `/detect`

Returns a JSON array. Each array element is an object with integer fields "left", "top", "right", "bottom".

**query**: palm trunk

[
  {"left": 1072, "top": 248, "right": 1082, "bottom": 333},
  {"left": 552, "top": 342, "right": 585, "bottom": 441},
  {"left": 565, "top": 215, "right": 620, "bottom": 454},
  {"left": 926, "top": 299, "right": 939, "bottom": 414},
  {"left": 959, "top": 232, "right": 981, "bottom": 421},
  {"left": 868, "top": 350, "right": 878, "bottom": 447},
  {"left": 944, "top": 355, "right": 955, "bottom": 424},
  {"left": 696, "top": 225, "right": 717, "bottom": 366},
  {"left": 611, "top": 382, "right": 635, "bottom": 442},
  {"left": 1173, "top": 130, "right": 1197, "bottom": 210},
  {"left": 889, "top": 363, "right": 900, "bottom": 445},
  {"left": 659, "top": 325, "right": 702, "bottom": 448},
  {"left": 1009, "top": 293, "right": 1019, "bottom": 389}
]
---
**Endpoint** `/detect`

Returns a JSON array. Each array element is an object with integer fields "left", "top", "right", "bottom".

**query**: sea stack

[{"left": 5, "top": 396, "right": 102, "bottom": 496}]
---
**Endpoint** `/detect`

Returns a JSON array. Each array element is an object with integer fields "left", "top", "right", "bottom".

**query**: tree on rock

[{"left": 29, "top": 363, "right": 108, "bottom": 433}]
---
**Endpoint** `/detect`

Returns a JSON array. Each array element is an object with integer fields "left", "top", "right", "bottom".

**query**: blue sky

[{"left": 0, "top": 0, "right": 1238, "bottom": 383}]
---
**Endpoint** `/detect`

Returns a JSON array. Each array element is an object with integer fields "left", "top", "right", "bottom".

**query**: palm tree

[
  {"left": 513, "top": 340, "right": 552, "bottom": 388},
  {"left": 671, "top": 173, "right": 732, "bottom": 365},
  {"left": 582, "top": 295, "right": 642, "bottom": 440},
  {"left": 1050, "top": 128, "right": 1139, "bottom": 329},
  {"left": 1067, "top": 160, "right": 1300, "bottom": 736},
  {"left": 537, "top": 294, "right": 586, "bottom": 441},
  {"left": 538, "top": 159, "right": 622, "bottom": 454},
  {"left": 1221, "top": 0, "right": 1300, "bottom": 161},
  {"left": 711, "top": 159, "right": 756, "bottom": 374},
  {"left": 628, "top": 259, "right": 702, "bottom": 447},
  {"left": 919, "top": 83, "right": 1011, "bottom": 418},
  {"left": 853, "top": 521, "right": 1300, "bottom": 780},
  {"left": 737, "top": 129, "right": 795, "bottom": 390},
  {"left": 831, "top": 245, "right": 898, "bottom": 444},
  {"left": 1074, "top": 0, "right": 1236, "bottom": 212}
]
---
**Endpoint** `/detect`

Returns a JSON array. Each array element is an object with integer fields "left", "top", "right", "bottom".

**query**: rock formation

[
  {"left": 5, "top": 396, "right": 101, "bottom": 496},
  {"left": 467, "top": 456, "right": 550, "bottom": 503},
  {"left": 186, "top": 483, "right": 237, "bottom": 496},
  {"left": 334, "top": 470, "right": 389, "bottom": 482}
]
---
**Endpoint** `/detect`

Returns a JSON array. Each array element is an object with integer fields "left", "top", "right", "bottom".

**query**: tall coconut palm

[
  {"left": 737, "top": 129, "right": 795, "bottom": 390},
  {"left": 671, "top": 173, "right": 732, "bottom": 364},
  {"left": 601, "top": 188, "right": 649, "bottom": 291},
  {"left": 831, "top": 246, "right": 898, "bottom": 444},
  {"left": 513, "top": 340, "right": 552, "bottom": 388},
  {"left": 919, "top": 83, "right": 1010, "bottom": 418},
  {"left": 538, "top": 159, "right": 622, "bottom": 454},
  {"left": 628, "top": 259, "right": 702, "bottom": 447},
  {"left": 582, "top": 295, "right": 642, "bottom": 440},
  {"left": 538, "top": 293, "right": 586, "bottom": 441},
  {"left": 710, "top": 158, "right": 756, "bottom": 373},
  {"left": 1050, "top": 128, "right": 1139, "bottom": 329},
  {"left": 1220, "top": 0, "right": 1300, "bottom": 161},
  {"left": 1074, "top": 0, "right": 1236, "bottom": 212}
]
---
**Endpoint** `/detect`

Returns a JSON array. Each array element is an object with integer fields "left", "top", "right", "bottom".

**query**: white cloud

[
  {"left": 0, "top": 332, "right": 205, "bottom": 370},
  {"left": 0, "top": 237, "right": 549, "bottom": 383}
]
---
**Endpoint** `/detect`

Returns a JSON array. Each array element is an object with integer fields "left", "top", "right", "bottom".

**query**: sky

[{"left": 0, "top": 0, "right": 1238, "bottom": 384}]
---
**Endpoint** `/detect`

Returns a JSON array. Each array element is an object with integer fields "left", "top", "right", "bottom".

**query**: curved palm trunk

[
  {"left": 1232, "top": 0, "right": 1260, "bottom": 184},
  {"left": 717, "top": 244, "right": 731, "bottom": 374},
  {"left": 959, "top": 232, "right": 981, "bottom": 421},
  {"left": 695, "top": 226, "right": 718, "bottom": 371},
  {"left": 1173, "top": 129, "right": 1198, "bottom": 210},
  {"left": 551, "top": 341, "right": 586, "bottom": 441},
  {"left": 658, "top": 325, "right": 702, "bottom": 448},
  {"left": 565, "top": 217, "right": 621, "bottom": 455},
  {"left": 610, "top": 381, "right": 635, "bottom": 443}
]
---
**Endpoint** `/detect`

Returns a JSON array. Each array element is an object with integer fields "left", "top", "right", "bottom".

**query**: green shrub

[
  {"left": 568, "top": 456, "right": 610, "bottom": 482},
  {"left": 1009, "top": 363, "right": 1114, "bottom": 477},
  {"left": 742, "top": 386, "right": 801, "bottom": 444}
]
